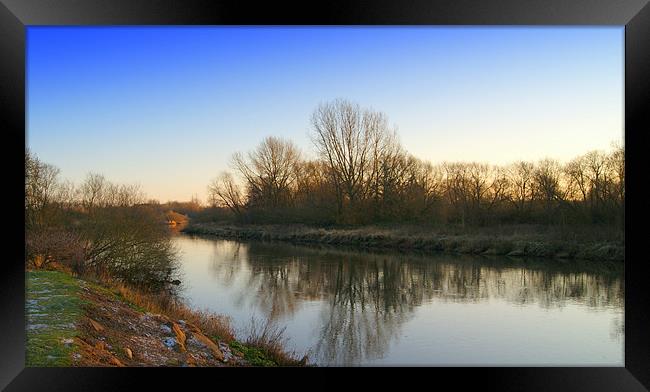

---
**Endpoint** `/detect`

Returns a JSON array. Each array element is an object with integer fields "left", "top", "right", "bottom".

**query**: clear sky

[{"left": 27, "top": 26, "right": 624, "bottom": 203}]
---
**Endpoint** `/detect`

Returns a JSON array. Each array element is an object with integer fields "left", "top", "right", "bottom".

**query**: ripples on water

[{"left": 174, "top": 234, "right": 624, "bottom": 366}]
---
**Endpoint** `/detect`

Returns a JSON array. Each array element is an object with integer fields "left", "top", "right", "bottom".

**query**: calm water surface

[{"left": 173, "top": 234, "right": 624, "bottom": 366}]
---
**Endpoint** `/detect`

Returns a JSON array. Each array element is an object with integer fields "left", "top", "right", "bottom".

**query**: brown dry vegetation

[
  {"left": 183, "top": 222, "right": 624, "bottom": 262},
  {"left": 72, "top": 281, "right": 238, "bottom": 367},
  {"left": 109, "top": 282, "right": 236, "bottom": 344},
  {"left": 27, "top": 268, "right": 307, "bottom": 367},
  {"left": 25, "top": 151, "right": 307, "bottom": 367},
  {"left": 75, "top": 273, "right": 306, "bottom": 367}
]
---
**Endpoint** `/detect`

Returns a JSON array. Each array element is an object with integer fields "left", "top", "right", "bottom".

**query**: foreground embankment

[
  {"left": 26, "top": 270, "right": 307, "bottom": 367},
  {"left": 183, "top": 222, "right": 624, "bottom": 262}
]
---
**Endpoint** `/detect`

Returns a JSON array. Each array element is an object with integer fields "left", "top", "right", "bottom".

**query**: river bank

[
  {"left": 182, "top": 222, "right": 624, "bottom": 262},
  {"left": 26, "top": 269, "right": 307, "bottom": 367}
]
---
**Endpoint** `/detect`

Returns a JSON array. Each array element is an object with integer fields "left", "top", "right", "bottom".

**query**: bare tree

[
  {"left": 293, "top": 160, "right": 338, "bottom": 222},
  {"left": 443, "top": 162, "right": 470, "bottom": 226},
  {"left": 232, "top": 136, "right": 301, "bottom": 210},
  {"left": 607, "top": 143, "right": 625, "bottom": 207},
  {"left": 583, "top": 150, "right": 609, "bottom": 210},
  {"left": 208, "top": 172, "right": 245, "bottom": 217},
  {"left": 406, "top": 159, "right": 443, "bottom": 217},
  {"left": 485, "top": 166, "right": 510, "bottom": 218},
  {"left": 607, "top": 143, "right": 625, "bottom": 228},
  {"left": 507, "top": 161, "right": 534, "bottom": 214},
  {"left": 310, "top": 99, "right": 398, "bottom": 221},
  {"left": 25, "top": 150, "right": 62, "bottom": 230},
  {"left": 564, "top": 155, "right": 589, "bottom": 203},
  {"left": 467, "top": 163, "right": 490, "bottom": 214},
  {"left": 532, "top": 159, "right": 564, "bottom": 203},
  {"left": 79, "top": 172, "right": 107, "bottom": 210}
]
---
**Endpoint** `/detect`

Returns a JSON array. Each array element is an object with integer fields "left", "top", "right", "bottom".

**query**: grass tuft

[{"left": 242, "top": 317, "right": 309, "bottom": 366}]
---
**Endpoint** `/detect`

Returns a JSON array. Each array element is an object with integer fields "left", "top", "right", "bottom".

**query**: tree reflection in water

[{"left": 199, "top": 237, "right": 624, "bottom": 365}]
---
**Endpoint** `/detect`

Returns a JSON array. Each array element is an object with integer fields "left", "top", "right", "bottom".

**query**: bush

[
  {"left": 78, "top": 205, "right": 180, "bottom": 290},
  {"left": 25, "top": 227, "right": 85, "bottom": 271}
]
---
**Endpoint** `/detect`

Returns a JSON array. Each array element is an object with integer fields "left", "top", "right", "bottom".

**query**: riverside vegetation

[
  {"left": 25, "top": 99, "right": 624, "bottom": 366},
  {"left": 197, "top": 100, "right": 623, "bottom": 261},
  {"left": 182, "top": 222, "right": 623, "bottom": 262},
  {"left": 25, "top": 151, "right": 306, "bottom": 367},
  {"left": 205, "top": 100, "right": 624, "bottom": 231},
  {"left": 26, "top": 269, "right": 307, "bottom": 367}
]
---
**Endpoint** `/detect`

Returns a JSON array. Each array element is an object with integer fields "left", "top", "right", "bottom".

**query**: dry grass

[
  {"left": 71, "top": 265, "right": 237, "bottom": 343},
  {"left": 111, "top": 285, "right": 307, "bottom": 366},
  {"left": 243, "top": 317, "right": 309, "bottom": 367},
  {"left": 110, "top": 283, "right": 236, "bottom": 343},
  {"left": 184, "top": 222, "right": 624, "bottom": 262},
  {"left": 31, "top": 260, "right": 306, "bottom": 366}
]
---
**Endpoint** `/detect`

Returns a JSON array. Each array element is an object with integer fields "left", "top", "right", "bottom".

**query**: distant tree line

[
  {"left": 208, "top": 99, "right": 624, "bottom": 228},
  {"left": 25, "top": 151, "right": 179, "bottom": 290}
]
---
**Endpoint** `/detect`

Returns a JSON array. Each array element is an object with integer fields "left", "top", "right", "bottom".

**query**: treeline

[
  {"left": 25, "top": 151, "right": 179, "bottom": 290},
  {"left": 208, "top": 99, "right": 625, "bottom": 228}
]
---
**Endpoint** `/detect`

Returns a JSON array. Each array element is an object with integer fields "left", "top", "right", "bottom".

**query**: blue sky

[{"left": 27, "top": 26, "right": 624, "bottom": 202}]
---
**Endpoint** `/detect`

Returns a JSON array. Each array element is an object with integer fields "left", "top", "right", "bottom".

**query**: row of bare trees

[
  {"left": 209, "top": 99, "right": 624, "bottom": 227},
  {"left": 25, "top": 151, "right": 179, "bottom": 289}
]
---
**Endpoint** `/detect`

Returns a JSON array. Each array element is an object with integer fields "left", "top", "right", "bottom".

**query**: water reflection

[{"left": 181, "top": 235, "right": 624, "bottom": 365}]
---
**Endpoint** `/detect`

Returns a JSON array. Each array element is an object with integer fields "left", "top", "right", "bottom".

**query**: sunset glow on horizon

[{"left": 27, "top": 26, "right": 623, "bottom": 202}]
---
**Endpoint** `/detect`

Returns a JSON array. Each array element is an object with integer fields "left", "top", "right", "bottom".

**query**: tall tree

[
  {"left": 232, "top": 136, "right": 301, "bottom": 210},
  {"left": 310, "top": 99, "right": 398, "bottom": 222}
]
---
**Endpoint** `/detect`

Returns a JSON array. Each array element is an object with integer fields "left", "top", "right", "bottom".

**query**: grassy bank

[
  {"left": 26, "top": 269, "right": 307, "bottom": 367},
  {"left": 26, "top": 271, "right": 86, "bottom": 366},
  {"left": 182, "top": 222, "right": 624, "bottom": 262}
]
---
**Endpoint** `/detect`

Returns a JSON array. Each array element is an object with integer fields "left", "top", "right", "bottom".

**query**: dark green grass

[{"left": 26, "top": 270, "right": 86, "bottom": 366}]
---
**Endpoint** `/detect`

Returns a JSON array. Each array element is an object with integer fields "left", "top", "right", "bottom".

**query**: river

[{"left": 173, "top": 234, "right": 624, "bottom": 366}]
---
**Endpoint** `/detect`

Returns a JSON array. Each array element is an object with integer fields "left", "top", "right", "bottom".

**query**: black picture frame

[{"left": 1, "top": 0, "right": 648, "bottom": 390}]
